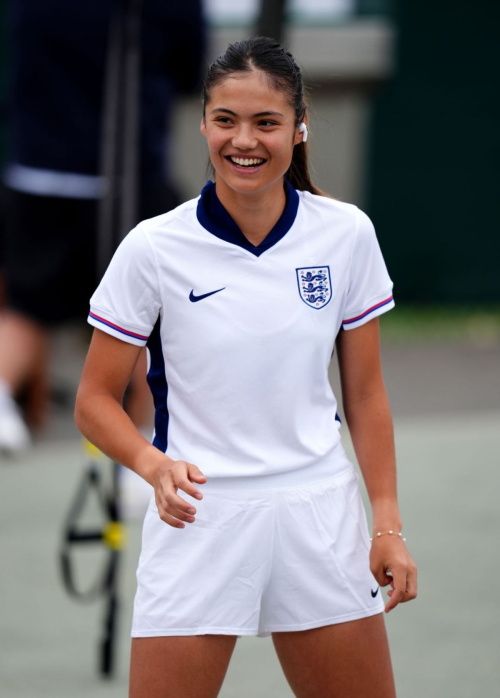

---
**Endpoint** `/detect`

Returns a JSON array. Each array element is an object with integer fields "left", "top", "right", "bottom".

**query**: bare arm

[
  {"left": 335, "top": 317, "right": 417, "bottom": 611},
  {"left": 335, "top": 317, "right": 401, "bottom": 532},
  {"left": 74, "top": 328, "right": 161, "bottom": 482},
  {"left": 74, "top": 328, "right": 207, "bottom": 527}
]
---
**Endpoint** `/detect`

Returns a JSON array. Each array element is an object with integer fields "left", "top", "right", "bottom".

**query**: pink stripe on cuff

[{"left": 88, "top": 312, "right": 150, "bottom": 341}]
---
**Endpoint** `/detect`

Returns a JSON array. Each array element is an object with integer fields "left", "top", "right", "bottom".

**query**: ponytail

[{"left": 286, "top": 135, "right": 329, "bottom": 197}]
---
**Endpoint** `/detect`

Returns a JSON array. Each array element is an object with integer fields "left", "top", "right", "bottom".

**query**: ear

[
  {"left": 293, "top": 126, "right": 303, "bottom": 146},
  {"left": 294, "top": 120, "right": 308, "bottom": 146},
  {"left": 295, "top": 109, "right": 308, "bottom": 145},
  {"left": 200, "top": 117, "right": 207, "bottom": 138}
]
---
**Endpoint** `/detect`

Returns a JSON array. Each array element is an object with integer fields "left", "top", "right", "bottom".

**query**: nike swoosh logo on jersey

[
  {"left": 371, "top": 587, "right": 380, "bottom": 598},
  {"left": 189, "top": 288, "right": 225, "bottom": 302}
]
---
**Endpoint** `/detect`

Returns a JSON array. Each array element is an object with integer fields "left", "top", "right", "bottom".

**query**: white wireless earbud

[{"left": 298, "top": 122, "right": 308, "bottom": 142}]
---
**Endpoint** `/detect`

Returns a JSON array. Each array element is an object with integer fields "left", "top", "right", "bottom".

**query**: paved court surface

[
  {"left": 1, "top": 410, "right": 499, "bottom": 697},
  {"left": 1, "top": 331, "right": 499, "bottom": 696}
]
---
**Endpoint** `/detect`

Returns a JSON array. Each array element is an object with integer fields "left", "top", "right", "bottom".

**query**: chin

[{"left": 218, "top": 171, "right": 268, "bottom": 194}]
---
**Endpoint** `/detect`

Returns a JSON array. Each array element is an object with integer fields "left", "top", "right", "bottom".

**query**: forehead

[{"left": 208, "top": 70, "right": 293, "bottom": 116}]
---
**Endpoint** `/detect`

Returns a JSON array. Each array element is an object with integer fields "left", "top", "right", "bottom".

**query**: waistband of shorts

[{"left": 198, "top": 447, "right": 356, "bottom": 493}]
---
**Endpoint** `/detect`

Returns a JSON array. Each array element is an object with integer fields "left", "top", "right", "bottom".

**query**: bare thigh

[
  {"left": 272, "top": 613, "right": 396, "bottom": 698},
  {"left": 129, "top": 635, "right": 238, "bottom": 698}
]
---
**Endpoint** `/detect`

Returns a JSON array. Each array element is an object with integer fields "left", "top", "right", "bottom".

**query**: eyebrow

[{"left": 211, "top": 108, "right": 285, "bottom": 118}]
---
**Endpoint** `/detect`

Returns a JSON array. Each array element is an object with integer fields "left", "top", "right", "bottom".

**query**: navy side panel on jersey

[{"left": 147, "top": 316, "right": 169, "bottom": 452}]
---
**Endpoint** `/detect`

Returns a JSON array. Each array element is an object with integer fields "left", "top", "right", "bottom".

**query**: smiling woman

[
  {"left": 198, "top": 42, "right": 328, "bottom": 246},
  {"left": 75, "top": 36, "right": 416, "bottom": 698},
  {"left": 201, "top": 70, "right": 303, "bottom": 244}
]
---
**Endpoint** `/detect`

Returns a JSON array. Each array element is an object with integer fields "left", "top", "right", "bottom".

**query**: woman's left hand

[{"left": 369, "top": 536, "right": 418, "bottom": 613}]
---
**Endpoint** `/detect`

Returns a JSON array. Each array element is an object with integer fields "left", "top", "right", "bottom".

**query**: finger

[
  {"left": 155, "top": 488, "right": 169, "bottom": 513},
  {"left": 384, "top": 569, "right": 407, "bottom": 613},
  {"left": 402, "top": 563, "right": 418, "bottom": 602},
  {"left": 161, "top": 467, "right": 202, "bottom": 514},
  {"left": 186, "top": 463, "right": 208, "bottom": 492},
  {"left": 156, "top": 490, "right": 197, "bottom": 526},
  {"left": 155, "top": 485, "right": 189, "bottom": 527},
  {"left": 164, "top": 489, "right": 199, "bottom": 518},
  {"left": 156, "top": 480, "right": 198, "bottom": 522},
  {"left": 188, "top": 463, "right": 208, "bottom": 483},
  {"left": 387, "top": 564, "right": 418, "bottom": 603},
  {"left": 373, "top": 567, "right": 393, "bottom": 588},
  {"left": 154, "top": 482, "right": 189, "bottom": 516},
  {"left": 156, "top": 507, "right": 189, "bottom": 529},
  {"left": 386, "top": 578, "right": 395, "bottom": 597},
  {"left": 174, "top": 469, "right": 206, "bottom": 500}
]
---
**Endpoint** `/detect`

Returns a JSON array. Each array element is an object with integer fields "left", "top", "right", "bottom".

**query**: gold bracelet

[{"left": 370, "top": 530, "right": 406, "bottom": 542}]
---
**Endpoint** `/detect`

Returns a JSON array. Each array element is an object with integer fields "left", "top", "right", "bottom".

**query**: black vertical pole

[
  {"left": 97, "top": 3, "right": 124, "bottom": 280},
  {"left": 97, "top": 0, "right": 143, "bottom": 279},
  {"left": 256, "top": 0, "right": 287, "bottom": 42},
  {"left": 119, "top": 0, "right": 142, "bottom": 240},
  {"left": 99, "top": 460, "right": 123, "bottom": 678},
  {"left": 96, "top": 0, "right": 143, "bottom": 678}
]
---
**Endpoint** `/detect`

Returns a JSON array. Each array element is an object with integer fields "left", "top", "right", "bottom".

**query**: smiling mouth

[{"left": 225, "top": 156, "right": 266, "bottom": 168}]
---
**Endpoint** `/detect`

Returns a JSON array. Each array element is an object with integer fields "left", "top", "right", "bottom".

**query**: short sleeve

[
  {"left": 88, "top": 225, "right": 161, "bottom": 346},
  {"left": 342, "top": 208, "right": 395, "bottom": 330}
]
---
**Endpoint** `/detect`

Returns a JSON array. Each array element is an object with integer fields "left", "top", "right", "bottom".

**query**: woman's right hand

[
  {"left": 140, "top": 449, "right": 208, "bottom": 528},
  {"left": 76, "top": 329, "right": 207, "bottom": 526}
]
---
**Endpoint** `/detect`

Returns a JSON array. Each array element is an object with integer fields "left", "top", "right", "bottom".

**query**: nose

[{"left": 231, "top": 123, "right": 258, "bottom": 150}]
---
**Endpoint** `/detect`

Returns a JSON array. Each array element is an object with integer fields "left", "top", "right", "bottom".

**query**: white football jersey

[{"left": 88, "top": 180, "right": 394, "bottom": 485}]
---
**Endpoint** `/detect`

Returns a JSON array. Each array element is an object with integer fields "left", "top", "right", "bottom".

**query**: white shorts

[{"left": 131, "top": 464, "right": 385, "bottom": 638}]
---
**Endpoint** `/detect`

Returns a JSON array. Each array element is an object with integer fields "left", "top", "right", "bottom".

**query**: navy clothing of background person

[
  {"left": 1, "top": 0, "right": 206, "bottom": 323},
  {"left": 0, "top": 0, "right": 205, "bottom": 452}
]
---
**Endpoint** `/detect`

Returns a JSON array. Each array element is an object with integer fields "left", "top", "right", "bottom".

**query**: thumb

[{"left": 187, "top": 463, "right": 208, "bottom": 481}]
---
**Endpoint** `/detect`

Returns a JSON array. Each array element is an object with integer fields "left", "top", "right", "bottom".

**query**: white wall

[{"left": 204, "top": 0, "right": 355, "bottom": 26}]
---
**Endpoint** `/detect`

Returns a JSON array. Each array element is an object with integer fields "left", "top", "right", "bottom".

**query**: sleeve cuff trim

[
  {"left": 343, "top": 295, "right": 394, "bottom": 325},
  {"left": 88, "top": 312, "right": 150, "bottom": 341}
]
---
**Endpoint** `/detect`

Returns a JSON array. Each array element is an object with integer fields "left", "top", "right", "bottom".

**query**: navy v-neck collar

[{"left": 196, "top": 179, "right": 299, "bottom": 257}]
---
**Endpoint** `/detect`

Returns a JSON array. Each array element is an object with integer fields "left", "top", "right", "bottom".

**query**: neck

[{"left": 214, "top": 176, "right": 286, "bottom": 247}]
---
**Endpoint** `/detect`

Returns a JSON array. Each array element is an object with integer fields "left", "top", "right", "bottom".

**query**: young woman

[{"left": 75, "top": 37, "right": 417, "bottom": 698}]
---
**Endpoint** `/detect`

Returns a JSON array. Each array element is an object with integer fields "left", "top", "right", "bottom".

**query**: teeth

[{"left": 230, "top": 157, "right": 264, "bottom": 167}]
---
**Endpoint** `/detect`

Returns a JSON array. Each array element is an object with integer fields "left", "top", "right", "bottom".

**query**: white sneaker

[{"left": 0, "top": 380, "right": 31, "bottom": 453}]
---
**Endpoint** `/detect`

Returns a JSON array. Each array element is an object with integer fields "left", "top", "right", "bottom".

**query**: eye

[
  {"left": 258, "top": 120, "right": 277, "bottom": 127},
  {"left": 214, "top": 117, "right": 233, "bottom": 124}
]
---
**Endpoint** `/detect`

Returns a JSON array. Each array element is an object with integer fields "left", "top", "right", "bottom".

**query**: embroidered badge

[{"left": 296, "top": 266, "right": 332, "bottom": 309}]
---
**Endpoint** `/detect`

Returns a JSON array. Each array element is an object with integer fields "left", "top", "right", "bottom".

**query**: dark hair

[{"left": 202, "top": 36, "right": 327, "bottom": 196}]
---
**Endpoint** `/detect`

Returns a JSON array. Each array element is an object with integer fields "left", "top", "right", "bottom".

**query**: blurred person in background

[
  {"left": 0, "top": 0, "right": 205, "bottom": 456},
  {"left": 0, "top": 0, "right": 7, "bottom": 307}
]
